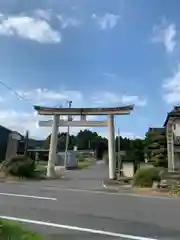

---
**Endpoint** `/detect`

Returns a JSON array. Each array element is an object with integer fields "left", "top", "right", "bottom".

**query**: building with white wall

[{"left": 164, "top": 106, "right": 180, "bottom": 171}]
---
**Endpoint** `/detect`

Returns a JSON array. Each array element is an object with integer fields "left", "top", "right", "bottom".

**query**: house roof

[
  {"left": 164, "top": 106, "right": 180, "bottom": 126},
  {"left": 148, "top": 127, "right": 165, "bottom": 132}
]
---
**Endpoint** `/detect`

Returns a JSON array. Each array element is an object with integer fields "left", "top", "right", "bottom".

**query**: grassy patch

[
  {"left": 33, "top": 164, "right": 47, "bottom": 179},
  {"left": 35, "top": 164, "right": 47, "bottom": 174},
  {"left": 170, "top": 182, "right": 180, "bottom": 196},
  {"left": 0, "top": 219, "right": 43, "bottom": 240},
  {"left": 78, "top": 160, "right": 90, "bottom": 169},
  {"left": 37, "top": 161, "right": 48, "bottom": 166}
]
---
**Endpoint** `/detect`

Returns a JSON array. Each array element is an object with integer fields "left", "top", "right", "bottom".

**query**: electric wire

[{"left": 0, "top": 79, "right": 33, "bottom": 107}]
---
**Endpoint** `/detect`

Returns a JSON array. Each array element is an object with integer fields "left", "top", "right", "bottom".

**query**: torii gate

[{"left": 34, "top": 105, "right": 134, "bottom": 179}]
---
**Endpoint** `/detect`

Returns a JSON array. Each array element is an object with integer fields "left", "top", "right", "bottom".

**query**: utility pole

[
  {"left": 117, "top": 127, "right": 122, "bottom": 176},
  {"left": 64, "top": 100, "right": 72, "bottom": 168},
  {"left": 24, "top": 130, "right": 29, "bottom": 157},
  {"left": 88, "top": 140, "right": 91, "bottom": 149}
]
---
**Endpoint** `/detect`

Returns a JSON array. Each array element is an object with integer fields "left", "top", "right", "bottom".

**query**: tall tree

[
  {"left": 144, "top": 128, "right": 167, "bottom": 167},
  {"left": 43, "top": 129, "right": 145, "bottom": 162}
]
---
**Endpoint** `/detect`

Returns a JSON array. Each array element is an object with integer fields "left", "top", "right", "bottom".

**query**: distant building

[
  {"left": 0, "top": 125, "right": 12, "bottom": 160},
  {"left": 164, "top": 106, "right": 180, "bottom": 171},
  {"left": 0, "top": 125, "right": 43, "bottom": 161}
]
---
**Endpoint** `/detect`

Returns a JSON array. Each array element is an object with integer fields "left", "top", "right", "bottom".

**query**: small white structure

[
  {"left": 56, "top": 151, "right": 78, "bottom": 169},
  {"left": 74, "top": 146, "right": 78, "bottom": 151}
]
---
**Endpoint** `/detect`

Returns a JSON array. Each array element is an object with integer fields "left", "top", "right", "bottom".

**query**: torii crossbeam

[{"left": 34, "top": 105, "right": 134, "bottom": 179}]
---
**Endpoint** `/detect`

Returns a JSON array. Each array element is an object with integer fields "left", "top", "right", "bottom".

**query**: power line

[{"left": 0, "top": 79, "right": 33, "bottom": 107}]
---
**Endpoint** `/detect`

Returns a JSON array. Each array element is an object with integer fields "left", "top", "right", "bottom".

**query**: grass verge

[
  {"left": 78, "top": 160, "right": 90, "bottom": 169},
  {"left": 0, "top": 219, "right": 43, "bottom": 240}
]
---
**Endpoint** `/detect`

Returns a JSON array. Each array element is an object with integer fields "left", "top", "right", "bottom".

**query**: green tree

[
  {"left": 144, "top": 128, "right": 167, "bottom": 167},
  {"left": 43, "top": 134, "right": 51, "bottom": 149},
  {"left": 42, "top": 129, "right": 146, "bottom": 163}
]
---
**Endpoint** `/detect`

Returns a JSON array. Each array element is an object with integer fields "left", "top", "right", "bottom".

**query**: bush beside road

[
  {"left": 0, "top": 155, "right": 47, "bottom": 180},
  {"left": 78, "top": 160, "right": 90, "bottom": 169},
  {"left": 0, "top": 219, "right": 43, "bottom": 240},
  {"left": 133, "top": 166, "right": 161, "bottom": 187}
]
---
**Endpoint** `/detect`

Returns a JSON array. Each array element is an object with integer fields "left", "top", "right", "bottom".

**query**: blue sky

[{"left": 0, "top": 0, "right": 180, "bottom": 139}]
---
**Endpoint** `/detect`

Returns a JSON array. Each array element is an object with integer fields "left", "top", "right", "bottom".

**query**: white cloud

[
  {"left": 57, "top": 15, "right": 81, "bottom": 29},
  {"left": 17, "top": 88, "right": 83, "bottom": 106},
  {"left": 0, "top": 109, "right": 40, "bottom": 137},
  {"left": 0, "top": 109, "right": 93, "bottom": 139},
  {"left": 120, "top": 132, "right": 144, "bottom": 139},
  {"left": 121, "top": 95, "right": 147, "bottom": 107},
  {"left": 33, "top": 10, "right": 81, "bottom": 29},
  {"left": 92, "top": 91, "right": 147, "bottom": 107},
  {"left": 33, "top": 9, "right": 53, "bottom": 21},
  {"left": 0, "top": 13, "right": 61, "bottom": 43},
  {"left": 152, "top": 19, "right": 177, "bottom": 53},
  {"left": 92, "top": 13, "right": 120, "bottom": 30},
  {"left": 163, "top": 64, "right": 180, "bottom": 104}
]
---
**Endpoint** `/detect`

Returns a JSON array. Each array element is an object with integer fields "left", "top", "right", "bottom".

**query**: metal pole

[
  {"left": 24, "top": 130, "right": 29, "bottom": 157},
  {"left": 64, "top": 100, "right": 72, "bottom": 168},
  {"left": 117, "top": 128, "right": 120, "bottom": 171},
  {"left": 117, "top": 127, "right": 123, "bottom": 176},
  {"left": 88, "top": 140, "right": 91, "bottom": 149}
]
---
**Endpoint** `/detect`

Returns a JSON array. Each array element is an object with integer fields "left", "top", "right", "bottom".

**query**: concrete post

[
  {"left": 47, "top": 115, "right": 59, "bottom": 177},
  {"left": 107, "top": 114, "right": 116, "bottom": 179},
  {"left": 64, "top": 101, "right": 72, "bottom": 169},
  {"left": 5, "top": 132, "right": 21, "bottom": 160}
]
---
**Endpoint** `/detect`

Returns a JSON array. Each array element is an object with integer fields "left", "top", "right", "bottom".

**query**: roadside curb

[
  {"left": 102, "top": 180, "right": 132, "bottom": 192},
  {"left": 101, "top": 181, "right": 180, "bottom": 199}
]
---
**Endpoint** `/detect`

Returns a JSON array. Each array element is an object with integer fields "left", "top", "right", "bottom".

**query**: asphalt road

[{"left": 0, "top": 162, "right": 180, "bottom": 240}]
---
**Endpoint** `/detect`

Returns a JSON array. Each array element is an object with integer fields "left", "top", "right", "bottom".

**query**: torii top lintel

[{"left": 34, "top": 105, "right": 134, "bottom": 116}]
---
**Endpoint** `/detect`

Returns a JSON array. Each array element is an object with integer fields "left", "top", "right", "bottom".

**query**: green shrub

[
  {"left": 78, "top": 155, "right": 85, "bottom": 162},
  {"left": 78, "top": 161, "right": 90, "bottom": 169},
  {"left": 170, "top": 182, "right": 180, "bottom": 196},
  {"left": 1, "top": 155, "right": 35, "bottom": 178},
  {"left": 133, "top": 167, "right": 161, "bottom": 187},
  {"left": 0, "top": 219, "right": 43, "bottom": 240},
  {"left": 153, "top": 157, "right": 168, "bottom": 168}
]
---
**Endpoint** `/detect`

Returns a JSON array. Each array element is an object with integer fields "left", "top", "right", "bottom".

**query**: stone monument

[{"left": 5, "top": 131, "right": 22, "bottom": 160}]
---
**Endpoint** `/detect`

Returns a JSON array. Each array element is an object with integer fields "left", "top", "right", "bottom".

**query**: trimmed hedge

[
  {"left": 133, "top": 167, "right": 161, "bottom": 187},
  {"left": 1, "top": 155, "right": 35, "bottom": 178}
]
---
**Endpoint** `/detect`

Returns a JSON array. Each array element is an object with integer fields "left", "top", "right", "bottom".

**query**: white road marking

[
  {"left": 39, "top": 186, "right": 174, "bottom": 200},
  {"left": 0, "top": 183, "right": 175, "bottom": 201},
  {"left": 0, "top": 192, "right": 57, "bottom": 201},
  {"left": 0, "top": 215, "right": 158, "bottom": 240}
]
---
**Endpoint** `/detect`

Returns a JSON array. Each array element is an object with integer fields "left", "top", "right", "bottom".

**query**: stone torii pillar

[
  {"left": 47, "top": 115, "right": 59, "bottom": 177},
  {"left": 107, "top": 114, "right": 116, "bottom": 179}
]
